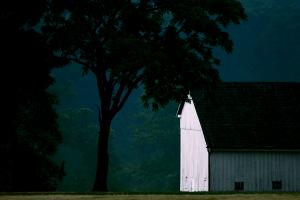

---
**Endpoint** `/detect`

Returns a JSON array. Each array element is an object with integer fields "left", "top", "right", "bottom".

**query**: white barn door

[{"left": 179, "top": 95, "right": 209, "bottom": 192}]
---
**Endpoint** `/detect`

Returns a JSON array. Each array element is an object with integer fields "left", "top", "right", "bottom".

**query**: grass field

[{"left": 1, "top": 193, "right": 300, "bottom": 200}]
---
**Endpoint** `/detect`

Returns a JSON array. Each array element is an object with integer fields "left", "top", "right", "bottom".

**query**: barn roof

[{"left": 190, "top": 82, "right": 300, "bottom": 150}]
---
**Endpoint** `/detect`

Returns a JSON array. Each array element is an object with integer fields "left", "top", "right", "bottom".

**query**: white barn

[{"left": 177, "top": 82, "right": 300, "bottom": 192}]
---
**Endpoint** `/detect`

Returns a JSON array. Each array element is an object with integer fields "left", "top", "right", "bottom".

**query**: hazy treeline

[{"left": 50, "top": 65, "right": 179, "bottom": 191}]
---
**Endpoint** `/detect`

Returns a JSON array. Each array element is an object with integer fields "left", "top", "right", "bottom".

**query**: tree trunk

[{"left": 93, "top": 118, "right": 111, "bottom": 191}]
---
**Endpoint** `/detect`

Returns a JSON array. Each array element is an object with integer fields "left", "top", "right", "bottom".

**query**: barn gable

[{"left": 177, "top": 95, "right": 209, "bottom": 191}]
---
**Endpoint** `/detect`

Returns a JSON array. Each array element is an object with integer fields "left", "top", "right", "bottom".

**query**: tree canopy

[
  {"left": 44, "top": 0, "right": 246, "bottom": 191},
  {"left": 45, "top": 0, "right": 246, "bottom": 109}
]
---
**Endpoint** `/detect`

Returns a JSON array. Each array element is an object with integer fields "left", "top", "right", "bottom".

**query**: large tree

[{"left": 44, "top": 0, "right": 246, "bottom": 191}]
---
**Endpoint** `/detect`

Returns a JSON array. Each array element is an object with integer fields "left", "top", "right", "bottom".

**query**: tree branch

[
  {"left": 110, "top": 80, "right": 126, "bottom": 114},
  {"left": 111, "top": 75, "right": 143, "bottom": 116},
  {"left": 68, "top": 56, "right": 89, "bottom": 67},
  {"left": 68, "top": 56, "right": 100, "bottom": 75}
]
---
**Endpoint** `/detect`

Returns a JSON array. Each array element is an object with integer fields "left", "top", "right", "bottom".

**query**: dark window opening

[
  {"left": 234, "top": 181, "right": 244, "bottom": 191},
  {"left": 272, "top": 181, "right": 282, "bottom": 190}
]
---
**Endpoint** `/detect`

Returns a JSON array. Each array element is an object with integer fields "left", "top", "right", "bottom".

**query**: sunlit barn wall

[
  {"left": 179, "top": 96, "right": 209, "bottom": 192},
  {"left": 209, "top": 151, "right": 300, "bottom": 192}
]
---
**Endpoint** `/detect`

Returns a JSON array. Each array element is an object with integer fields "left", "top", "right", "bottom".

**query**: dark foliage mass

[
  {"left": 1, "top": 0, "right": 65, "bottom": 191},
  {"left": 44, "top": 0, "right": 246, "bottom": 191}
]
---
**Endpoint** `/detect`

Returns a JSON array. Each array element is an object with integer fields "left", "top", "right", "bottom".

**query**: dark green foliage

[
  {"left": 1, "top": 0, "right": 65, "bottom": 191},
  {"left": 0, "top": 0, "right": 47, "bottom": 29},
  {"left": 44, "top": 0, "right": 246, "bottom": 191}
]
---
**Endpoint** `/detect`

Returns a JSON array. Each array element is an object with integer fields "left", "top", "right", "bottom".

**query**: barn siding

[
  {"left": 179, "top": 96, "right": 209, "bottom": 192},
  {"left": 209, "top": 151, "right": 300, "bottom": 191}
]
